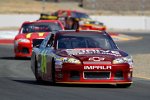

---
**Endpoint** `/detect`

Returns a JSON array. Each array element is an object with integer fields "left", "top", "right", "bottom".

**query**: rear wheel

[{"left": 116, "top": 83, "right": 132, "bottom": 88}]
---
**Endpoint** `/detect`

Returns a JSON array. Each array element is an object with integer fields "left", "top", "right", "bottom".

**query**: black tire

[
  {"left": 116, "top": 83, "right": 132, "bottom": 88},
  {"left": 34, "top": 58, "right": 43, "bottom": 83},
  {"left": 15, "top": 56, "right": 21, "bottom": 60},
  {"left": 51, "top": 58, "right": 55, "bottom": 84}
]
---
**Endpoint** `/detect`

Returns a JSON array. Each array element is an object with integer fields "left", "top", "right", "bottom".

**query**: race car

[
  {"left": 51, "top": 10, "right": 106, "bottom": 30},
  {"left": 31, "top": 30, "right": 133, "bottom": 88},
  {"left": 14, "top": 20, "right": 64, "bottom": 58},
  {"left": 51, "top": 10, "right": 90, "bottom": 19}
]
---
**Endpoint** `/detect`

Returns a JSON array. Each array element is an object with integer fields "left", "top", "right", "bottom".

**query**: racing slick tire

[
  {"left": 116, "top": 83, "right": 132, "bottom": 88},
  {"left": 15, "top": 56, "right": 22, "bottom": 60},
  {"left": 51, "top": 58, "right": 56, "bottom": 84},
  {"left": 35, "top": 58, "right": 43, "bottom": 83}
]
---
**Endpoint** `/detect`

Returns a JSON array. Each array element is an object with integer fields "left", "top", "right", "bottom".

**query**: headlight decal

[
  {"left": 113, "top": 56, "right": 133, "bottom": 65},
  {"left": 15, "top": 39, "right": 30, "bottom": 45},
  {"left": 60, "top": 57, "right": 81, "bottom": 64}
]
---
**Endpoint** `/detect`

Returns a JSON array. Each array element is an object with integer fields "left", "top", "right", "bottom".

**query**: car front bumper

[{"left": 55, "top": 63, "right": 133, "bottom": 84}]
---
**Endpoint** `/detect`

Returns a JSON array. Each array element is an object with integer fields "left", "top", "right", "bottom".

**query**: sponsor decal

[
  {"left": 55, "top": 58, "right": 63, "bottom": 68},
  {"left": 41, "top": 50, "right": 48, "bottom": 73},
  {"left": 55, "top": 64, "right": 62, "bottom": 68},
  {"left": 26, "top": 32, "right": 45, "bottom": 38},
  {"left": 89, "top": 57, "right": 105, "bottom": 61},
  {"left": 26, "top": 33, "right": 32, "bottom": 38},
  {"left": 83, "top": 61, "right": 111, "bottom": 64},
  {"left": 84, "top": 66, "right": 112, "bottom": 70},
  {"left": 66, "top": 49, "right": 121, "bottom": 57},
  {"left": 39, "top": 32, "right": 45, "bottom": 37}
]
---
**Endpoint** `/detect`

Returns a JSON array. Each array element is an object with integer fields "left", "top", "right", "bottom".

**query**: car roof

[
  {"left": 55, "top": 30, "right": 106, "bottom": 35},
  {"left": 22, "top": 20, "right": 60, "bottom": 24},
  {"left": 57, "top": 10, "right": 86, "bottom": 14}
]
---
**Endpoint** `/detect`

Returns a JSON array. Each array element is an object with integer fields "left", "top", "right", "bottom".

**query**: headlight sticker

[
  {"left": 59, "top": 57, "right": 81, "bottom": 64},
  {"left": 113, "top": 56, "right": 133, "bottom": 64},
  {"left": 15, "top": 39, "right": 30, "bottom": 43}
]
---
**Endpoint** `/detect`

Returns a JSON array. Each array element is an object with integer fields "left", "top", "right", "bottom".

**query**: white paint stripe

[
  {"left": 0, "top": 31, "right": 18, "bottom": 39},
  {"left": 135, "top": 76, "right": 150, "bottom": 80}
]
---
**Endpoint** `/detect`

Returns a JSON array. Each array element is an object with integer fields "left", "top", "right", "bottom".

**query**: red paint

[
  {"left": 0, "top": 39, "right": 14, "bottom": 44},
  {"left": 109, "top": 32, "right": 119, "bottom": 36}
]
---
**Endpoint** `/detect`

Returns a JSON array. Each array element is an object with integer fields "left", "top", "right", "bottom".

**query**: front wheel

[
  {"left": 51, "top": 58, "right": 55, "bottom": 84},
  {"left": 116, "top": 83, "right": 132, "bottom": 88},
  {"left": 35, "top": 59, "right": 42, "bottom": 83}
]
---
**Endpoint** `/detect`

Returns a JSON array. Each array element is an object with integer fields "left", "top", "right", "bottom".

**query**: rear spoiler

[{"left": 39, "top": 13, "right": 58, "bottom": 20}]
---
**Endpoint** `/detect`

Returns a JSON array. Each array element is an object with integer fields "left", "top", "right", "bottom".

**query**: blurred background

[
  {"left": 0, "top": 0, "right": 149, "bottom": 15},
  {"left": 0, "top": 0, "right": 149, "bottom": 31}
]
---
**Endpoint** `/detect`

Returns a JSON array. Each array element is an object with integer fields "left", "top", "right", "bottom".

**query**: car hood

[
  {"left": 56, "top": 48, "right": 128, "bottom": 62},
  {"left": 15, "top": 32, "right": 50, "bottom": 40}
]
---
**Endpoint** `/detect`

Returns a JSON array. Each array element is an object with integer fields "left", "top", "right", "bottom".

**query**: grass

[{"left": 0, "top": 27, "right": 19, "bottom": 31}]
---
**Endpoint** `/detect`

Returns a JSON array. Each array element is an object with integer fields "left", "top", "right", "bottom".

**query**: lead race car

[
  {"left": 31, "top": 30, "right": 133, "bottom": 88},
  {"left": 14, "top": 20, "right": 64, "bottom": 58},
  {"left": 41, "top": 10, "right": 106, "bottom": 31}
]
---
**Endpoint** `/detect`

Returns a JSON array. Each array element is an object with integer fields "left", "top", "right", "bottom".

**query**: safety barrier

[{"left": 0, "top": 14, "right": 150, "bottom": 30}]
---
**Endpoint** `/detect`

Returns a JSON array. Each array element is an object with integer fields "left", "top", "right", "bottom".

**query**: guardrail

[
  {"left": 0, "top": 14, "right": 150, "bottom": 31},
  {"left": 91, "top": 16, "right": 150, "bottom": 31}
]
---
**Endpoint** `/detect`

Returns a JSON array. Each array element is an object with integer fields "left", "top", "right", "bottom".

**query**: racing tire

[
  {"left": 34, "top": 58, "right": 43, "bottom": 83},
  {"left": 116, "top": 83, "right": 132, "bottom": 88},
  {"left": 51, "top": 58, "right": 56, "bottom": 85},
  {"left": 15, "top": 56, "right": 22, "bottom": 60}
]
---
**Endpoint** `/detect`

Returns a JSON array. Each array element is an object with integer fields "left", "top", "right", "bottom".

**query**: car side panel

[
  {"left": 31, "top": 48, "right": 40, "bottom": 74},
  {"left": 45, "top": 50, "right": 54, "bottom": 81}
]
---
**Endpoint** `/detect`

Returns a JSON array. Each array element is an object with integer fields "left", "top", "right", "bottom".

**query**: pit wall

[
  {"left": 91, "top": 16, "right": 150, "bottom": 30},
  {"left": 0, "top": 14, "right": 150, "bottom": 31}
]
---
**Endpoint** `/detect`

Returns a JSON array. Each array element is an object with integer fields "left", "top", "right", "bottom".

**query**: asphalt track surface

[{"left": 0, "top": 33, "right": 150, "bottom": 100}]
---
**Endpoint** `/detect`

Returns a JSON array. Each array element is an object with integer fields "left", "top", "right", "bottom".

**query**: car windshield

[
  {"left": 21, "top": 22, "right": 62, "bottom": 34},
  {"left": 71, "top": 12, "right": 90, "bottom": 19},
  {"left": 57, "top": 33, "right": 116, "bottom": 50}
]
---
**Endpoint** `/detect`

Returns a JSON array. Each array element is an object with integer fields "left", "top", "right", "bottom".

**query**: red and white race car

[
  {"left": 31, "top": 30, "right": 133, "bottom": 88},
  {"left": 14, "top": 20, "right": 64, "bottom": 58}
]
